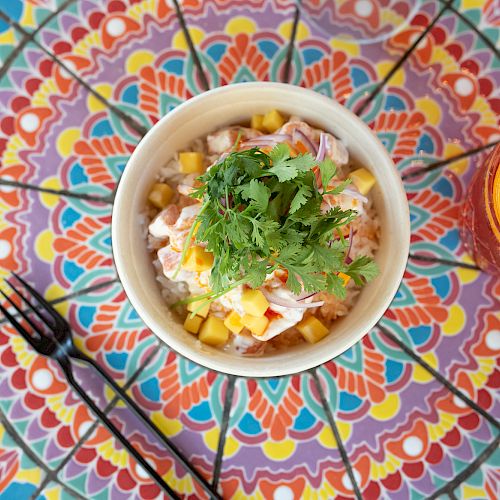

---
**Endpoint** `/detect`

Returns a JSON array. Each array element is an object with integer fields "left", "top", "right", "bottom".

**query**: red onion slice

[
  {"left": 293, "top": 129, "right": 318, "bottom": 155},
  {"left": 342, "top": 187, "right": 368, "bottom": 204},
  {"left": 262, "top": 289, "right": 324, "bottom": 309},
  {"left": 344, "top": 224, "right": 354, "bottom": 263},
  {"left": 240, "top": 141, "right": 277, "bottom": 149},
  {"left": 248, "top": 133, "right": 292, "bottom": 141},
  {"left": 316, "top": 132, "right": 327, "bottom": 162}
]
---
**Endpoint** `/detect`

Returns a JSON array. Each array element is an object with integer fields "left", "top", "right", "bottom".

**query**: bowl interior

[{"left": 112, "top": 83, "right": 409, "bottom": 377}]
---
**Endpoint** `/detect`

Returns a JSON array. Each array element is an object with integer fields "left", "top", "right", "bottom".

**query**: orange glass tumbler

[{"left": 459, "top": 144, "right": 500, "bottom": 275}]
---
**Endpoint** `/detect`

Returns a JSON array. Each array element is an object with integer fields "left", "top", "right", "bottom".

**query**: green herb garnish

[{"left": 174, "top": 143, "right": 378, "bottom": 305}]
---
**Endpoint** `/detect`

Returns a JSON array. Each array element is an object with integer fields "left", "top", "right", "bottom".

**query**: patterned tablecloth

[{"left": 0, "top": 1, "right": 499, "bottom": 499}]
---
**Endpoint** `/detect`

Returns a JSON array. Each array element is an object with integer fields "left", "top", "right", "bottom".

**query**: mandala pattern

[
  {"left": 0, "top": 420, "right": 45, "bottom": 498},
  {"left": 0, "top": 0, "right": 498, "bottom": 498}
]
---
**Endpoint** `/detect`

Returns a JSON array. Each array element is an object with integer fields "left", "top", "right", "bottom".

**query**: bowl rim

[{"left": 112, "top": 82, "right": 410, "bottom": 377}]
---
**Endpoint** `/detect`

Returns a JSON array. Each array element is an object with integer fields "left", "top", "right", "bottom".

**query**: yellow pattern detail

[
  {"left": 262, "top": 439, "right": 296, "bottom": 460},
  {"left": 442, "top": 305, "right": 466, "bottom": 336},
  {"left": 415, "top": 97, "right": 442, "bottom": 126},
  {"left": 461, "top": 484, "right": 488, "bottom": 498},
  {"left": 444, "top": 143, "right": 467, "bottom": 174},
  {"left": 16, "top": 467, "right": 41, "bottom": 484},
  {"left": 32, "top": 79, "right": 58, "bottom": 107},
  {"left": 318, "top": 425, "right": 338, "bottom": 448},
  {"left": 45, "top": 395, "right": 76, "bottom": 424},
  {"left": 457, "top": 254, "right": 480, "bottom": 284},
  {"left": 330, "top": 39, "right": 360, "bottom": 56},
  {"left": 377, "top": 61, "right": 405, "bottom": 86},
  {"left": 150, "top": 411, "right": 183, "bottom": 437},
  {"left": 432, "top": 46, "right": 458, "bottom": 74},
  {"left": 380, "top": 9, "right": 405, "bottom": 29},
  {"left": 87, "top": 84, "right": 113, "bottom": 112},
  {"left": 413, "top": 352, "right": 438, "bottom": 382},
  {"left": 461, "top": 0, "right": 484, "bottom": 7},
  {"left": 4, "top": 136, "right": 25, "bottom": 165},
  {"left": 222, "top": 434, "right": 239, "bottom": 458},
  {"left": 173, "top": 28, "right": 204, "bottom": 50},
  {"left": 470, "top": 95, "right": 498, "bottom": 125},
  {"left": 11, "top": 336, "right": 36, "bottom": 368},
  {"left": 371, "top": 452, "right": 401, "bottom": 479},
  {"left": 0, "top": 30, "right": 15, "bottom": 45},
  {"left": 369, "top": 394, "right": 401, "bottom": 420},
  {"left": 39, "top": 177, "right": 63, "bottom": 208},
  {"left": 279, "top": 20, "right": 309, "bottom": 41},
  {"left": 73, "top": 31, "right": 101, "bottom": 57},
  {"left": 44, "top": 284, "right": 69, "bottom": 317},
  {"left": 201, "top": 427, "right": 220, "bottom": 452},
  {"left": 126, "top": 50, "right": 155, "bottom": 74},
  {"left": 97, "top": 439, "right": 128, "bottom": 467},
  {"left": 128, "top": 0, "right": 156, "bottom": 21},
  {"left": 42, "top": 484, "right": 62, "bottom": 500},
  {"left": 428, "top": 410, "right": 456, "bottom": 440},
  {"left": 225, "top": 17, "right": 257, "bottom": 35},
  {"left": 302, "top": 481, "right": 336, "bottom": 499},
  {"left": 56, "top": 128, "right": 81, "bottom": 158},
  {"left": 161, "top": 467, "right": 195, "bottom": 495},
  {"left": 19, "top": 4, "right": 36, "bottom": 29}
]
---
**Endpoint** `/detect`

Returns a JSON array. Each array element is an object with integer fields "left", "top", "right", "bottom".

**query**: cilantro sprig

[{"left": 175, "top": 143, "right": 378, "bottom": 305}]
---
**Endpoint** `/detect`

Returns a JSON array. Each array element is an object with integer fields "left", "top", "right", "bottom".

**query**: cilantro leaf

[
  {"left": 289, "top": 184, "right": 312, "bottom": 214},
  {"left": 345, "top": 256, "right": 379, "bottom": 286},
  {"left": 177, "top": 142, "right": 379, "bottom": 302},
  {"left": 269, "top": 143, "right": 290, "bottom": 166},
  {"left": 267, "top": 143, "right": 316, "bottom": 182},
  {"left": 245, "top": 179, "right": 270, "bottom": 211},
  {"left": 324, "top": 178, "right": 352, "bottom": 196},
  {"left": 319, "top": 157, "right": 337, "bottom": 190}
]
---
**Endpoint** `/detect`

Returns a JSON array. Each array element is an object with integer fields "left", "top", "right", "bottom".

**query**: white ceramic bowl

[{"left": 112, "top": 82, "right": 410, "bottom": 377}]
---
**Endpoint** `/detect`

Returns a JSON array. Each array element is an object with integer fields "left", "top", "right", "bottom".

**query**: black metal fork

[{"left": 0, "top": 273, "right": 220, "bottom": 500}]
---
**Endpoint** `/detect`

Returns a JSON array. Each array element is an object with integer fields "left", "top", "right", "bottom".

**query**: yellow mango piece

[
  {"left": 241, "top": 289, "right": 269, "bottom": 317},
  {"left": 297, "top": 316, "right": 330, "bottom": 344},
  {"left": 251, "top": 114, "right": 265, "bottom": 131},
  {"left": 349, "top": 168, "right": 376, "bottom": 195},
  {"left": 187, "top": 296, "right": 210, "bottom": 318},
  {"left": 262, "top": 109, "right": 285, "bottom": 133},
  {"left": 179, "top": 151, "right": 204, "bottom": 174},
  {"left": 224, "top": 311, "right": 244, "bottom": 334},
  {"left": 184, "top": 314, "right": 204, "bottom": 334},
  {"left": 242, "top": 314, "right": 269, "bottom": 336},
  {"left": 199, "top": 316, "right": 229, "bottom": 346},
  {"left": 148, "top": 182, "right": 174, "bottom": 209},
  {"left": 338, "top": 272, "right": 351, "bottom": 286},
  {"left": 182, "top": 246, "right": 214, "bottom": 272}
]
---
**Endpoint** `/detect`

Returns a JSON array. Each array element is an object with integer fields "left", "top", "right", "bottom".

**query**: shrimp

[{"left": 207, "top": 127, "right": 262, "bottom": 154}]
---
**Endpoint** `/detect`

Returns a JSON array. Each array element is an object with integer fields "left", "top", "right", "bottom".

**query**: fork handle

[
  {"left": 70, "top": 349, "right": 220, "bottom": 500},
  {"left": 57, "top": 358, "right": 180, "bottom": 500}
]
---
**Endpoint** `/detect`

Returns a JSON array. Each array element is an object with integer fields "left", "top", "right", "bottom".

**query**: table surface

[{"left": 0, "top": 1, "right": 499, "bottom": 499}]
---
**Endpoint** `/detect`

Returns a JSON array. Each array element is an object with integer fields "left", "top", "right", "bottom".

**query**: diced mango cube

[
  {"left": 349, "top": 168, "right": 376, "bottom": 195},
  {"left": 242, "top": 314, "right": 269, "bottom": 336},
  {"left": 338, "top": 272, "right": 351, "bottom": 287},
  {"left": 179, "top": 152, "right": 205, "bottom": 174},
  {"left": 224, "top": 311, "right": 244, "bottom": 334},
  {"left": 241, "top": 289, "right": 269, "bottom": 317},
  {"left": 297, "top": 316, "right": 330, "bottom": 344},
  {"left": 182, "top": 246, "right": 214, "bottom": 272},
  {"left": 251, "top": 114, "right": 265, "bottom": 131},
  {"left": 187, "top": 296, "right": 210, "bottom": 318},
  {"left": 184, "top": 314, "right": 204, "bottom": 334},
  {"left": 148, "top": 183, "right": 174, "bottom": 209},
  {"left": 199, "top": 316, "right": 229, "bottom": 346},
  {"left": 262, "top": 109, "right": 285, "bottom": 133}
]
